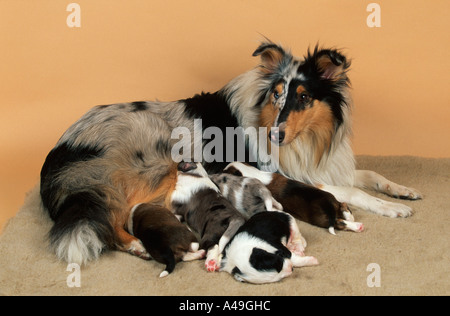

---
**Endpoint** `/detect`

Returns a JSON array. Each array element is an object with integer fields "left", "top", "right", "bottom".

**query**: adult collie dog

[{"left": 40, "top": 41, "right": 421, "bottom": 265}]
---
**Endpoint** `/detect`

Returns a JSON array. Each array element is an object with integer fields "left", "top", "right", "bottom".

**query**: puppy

[
  {"left": 224, "top": 162, "right": 364, "bottom": 234},
  {"left": 127, "top": 203, "right": 205, "bottom": 278},
  {"left": 209, "top": 173, "right": 283, "bottom": 219},
  {"left": 171, "top": 162, "right": 246, "bottom": 272},
  {"left": 221, "top": 211, "right": 318, "bottom": 284}
]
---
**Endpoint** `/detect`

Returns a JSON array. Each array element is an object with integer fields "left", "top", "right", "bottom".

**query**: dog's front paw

[
  {"left": 375, "top": 200, "right": 413, "bottom": 218},
  {"left": 397, "top": 186, "right": 422, "bottom": 200},
  {"left": 382, "top": 183, "right": 422, "bottom": 200},
  {"left": 124, "top": 239, "right": 151, "bottom": 259}
]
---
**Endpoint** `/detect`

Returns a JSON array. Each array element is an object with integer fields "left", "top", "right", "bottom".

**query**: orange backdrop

[{"left": 1, "top": 0, "right": 449, "bottom": 229}]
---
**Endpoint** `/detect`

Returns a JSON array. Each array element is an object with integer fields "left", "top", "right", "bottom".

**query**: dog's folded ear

[
  {"left": 314, "top": 48, "right": 351, "bottom": 82},
  {"left": 253, "top": 41, "right": 288, "bottom": 73},
  {"left": 250, "top": 247, "right": 285, "bottom": 272}
]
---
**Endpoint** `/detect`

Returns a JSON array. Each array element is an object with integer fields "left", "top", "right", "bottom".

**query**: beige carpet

[{"left": 0, "top": 156, "right": 449, "bottom": 296}]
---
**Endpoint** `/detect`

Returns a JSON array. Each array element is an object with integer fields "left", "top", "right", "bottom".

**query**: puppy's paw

[
  {"left": 205, "top": 244, "right": 221, "bottom": 272},
  {"left": 287, "top": 240, "right": 305, "bottom": 256},
  {"left": 343, "top": 220, "right": 364, "bottom": 232},
  {"left": 205, "top": 259, "right": 220, "bottom": 272},
  {"left": 291, "top": 254, "right": 319, "bottom": 267}
]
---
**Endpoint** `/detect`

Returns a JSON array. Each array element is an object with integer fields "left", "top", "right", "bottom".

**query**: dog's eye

[
  {"left": 299, "top": 92, "right": 311, "bottom": 102},
  {"left": 274, "top": 91, "right": 280, "bottom": 100}
]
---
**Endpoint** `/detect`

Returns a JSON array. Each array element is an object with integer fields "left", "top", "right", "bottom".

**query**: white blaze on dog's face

[{"left": 221, "top": 232, "right": 293, "bottom": 284}]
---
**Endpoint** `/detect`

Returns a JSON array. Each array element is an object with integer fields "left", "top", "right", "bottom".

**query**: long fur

[
  {"left": 41, "top": 105, "right": 181, "bottom": 264},
  {"left": 41, "top": 40, "right": 420, "bottom": 265}
]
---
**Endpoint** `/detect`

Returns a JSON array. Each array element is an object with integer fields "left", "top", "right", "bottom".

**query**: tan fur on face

[
  {"left": 282, "top": 101, "right": 335, "bottom": 166},
  {"left": 259, "top": 103, "right": 280, "bottom": 155},
  {"left": 259, "top": 103, "right": 279, "bottom": 132}
]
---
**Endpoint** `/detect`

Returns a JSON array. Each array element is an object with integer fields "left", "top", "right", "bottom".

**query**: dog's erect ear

[
  {"left": 315, "top": 48, "right": 351, "bottom": 81},
  {"left": 177, "top": 161, "right": 197, "bottom": 172},
  {"left": 253, "top": 42, "right": 286, "bottom": 72}
]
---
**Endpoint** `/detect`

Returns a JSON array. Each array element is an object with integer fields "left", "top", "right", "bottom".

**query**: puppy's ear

[
  {"left": 253, "top": 41, "right": 287, "bottom": 73},
  {"left": 177, "top": 161, "right": 197, "bottom": 172},
  {"left": 250, "top": 247, "right": 285, "bottom": 273},
  {"left": 315, "top": 48, "right": 351, "bottom": 81}
]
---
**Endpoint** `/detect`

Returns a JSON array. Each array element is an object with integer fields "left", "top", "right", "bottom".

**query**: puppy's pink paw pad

[
  {"left": 205, "top": 259, "right": 219, "bottom": 272},
  {"left": 357, "top": 223, "right": 365, "bottom": 232}
]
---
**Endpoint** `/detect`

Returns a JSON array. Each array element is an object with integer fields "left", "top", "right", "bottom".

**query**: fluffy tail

[{"left": 48, "top": 191, "right": 117, "bottom": 266}]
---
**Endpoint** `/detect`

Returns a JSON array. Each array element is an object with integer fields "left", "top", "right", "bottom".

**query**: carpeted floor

[{"left": 0, "top": 156, "right": 449, "bottom": 296}]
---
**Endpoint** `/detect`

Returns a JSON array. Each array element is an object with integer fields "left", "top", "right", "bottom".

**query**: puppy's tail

[
  {"left": 328, "top": 226, "right": 336, "bottom": 235},
  {"left": 159, "top": 248, "right": 176, "bottom": 278},
  {"left": 315, "top": 198, "right": 339, "bottom": 236}
]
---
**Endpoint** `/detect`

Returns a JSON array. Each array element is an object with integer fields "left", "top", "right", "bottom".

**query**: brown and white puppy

[
  {"left": 224, "top": 162, "right": 364, "bottom": 234},
  {"left": 171, "top": 162, "right": 245, "bottom": 272},
  {"left": 127, "top": 203, "right": 205, "bottom": 277},
  {"left": 209, "top": 173, "right": 283, "bottom": 219}
]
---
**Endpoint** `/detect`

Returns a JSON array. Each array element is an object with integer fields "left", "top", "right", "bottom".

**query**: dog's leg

[
  {"left": 335, "top": 218, "right": 364, "bottom": 233},
  {"left": 204, "top": 217, "right": 245, "bottom": 272},
  {"left": 116, "top": 227, "right": 150, "bottom": 259},
  {"left": 290, "top": 253, "right": 319, "bottom": 267},
  {"left": 182, "top": 250, "right": 206, "bottom": 262},
  {"left": 343, "top": 220, "right": 364, "bottom": 232},
  {"left": 355, "top": 170, "right": 422, "bottom": 200},
  {"left": 205, "top": 244, "right": 221, "bottom": 272},
  {"left": 285, "top": 213, "right": 307, "bottom": 255},
  {"left": 182, "top": 242, "right": 205, "bottom": 261},
  {"left": 320, "top": 184, "right": 413, "bottom": 218}
]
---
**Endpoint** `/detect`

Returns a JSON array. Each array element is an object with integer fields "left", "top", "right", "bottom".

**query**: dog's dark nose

[{"left": 269, "top": 129, "right": 285, "bottom": 144}]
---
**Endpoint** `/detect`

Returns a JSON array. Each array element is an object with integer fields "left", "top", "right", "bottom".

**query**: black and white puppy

[
  {"left": 209, "top": 173, "right": 283, "bottom": 219},
  {"left": 171, "top": 162, "right": 245, "bottom": 272},
  {"left": 221, "top": 211, "right": 318, "bottom": 284},
  {"left": 127, "top": 203, "right": 205, "bottom": 278}
]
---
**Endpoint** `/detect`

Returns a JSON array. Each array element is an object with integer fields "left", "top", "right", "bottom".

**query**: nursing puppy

[
  {"left": 209, "top": 173, "right": 283, "bottom": 219},
  {"left": 224, "top": 162, "right": 364, "bottom": 234},
  {"left": 221, "top": 211, "right": 318, "bottom": 284},
  {"left": 41, "top": 40, "right": 420, "bottom": 266},
  {"left": 171, "top": 162, "right": 245, "bottom": 272},
  {"left": 127, "top": 203, "right": 205, "bottom": 278}
]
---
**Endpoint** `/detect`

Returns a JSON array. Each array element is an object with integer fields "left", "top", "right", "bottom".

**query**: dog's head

[{"left": 255, "top": 41, "right": 351, "bottom": 155}]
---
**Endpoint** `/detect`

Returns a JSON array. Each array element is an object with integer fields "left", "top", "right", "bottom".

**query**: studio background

[{"left": 0, "top": 0, "right": 449, "bottom": 230}]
